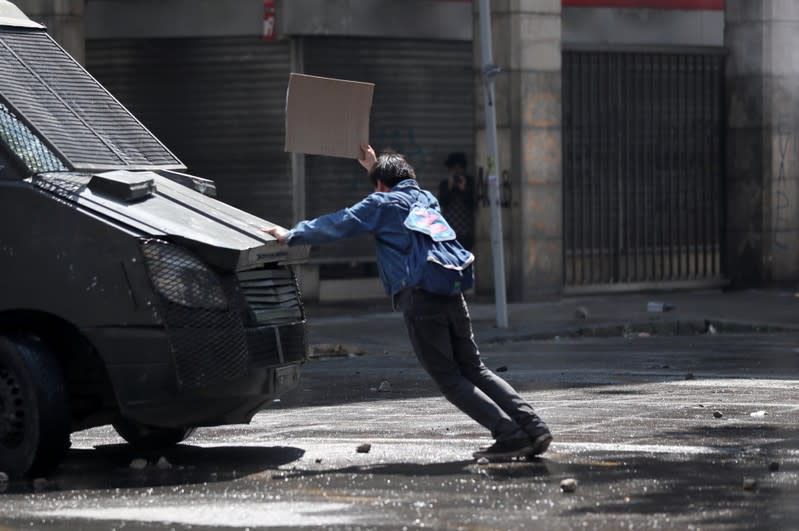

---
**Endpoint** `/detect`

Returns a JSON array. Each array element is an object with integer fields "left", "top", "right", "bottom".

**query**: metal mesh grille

[
  {"left": 246, "top": 323, "right": 308, "bottom": 367},
  {"left": 237, "top": 266, "right": 303, "bottom": 325},
  {"left": 0, "top": 101, "right": 66, "bottom": 173},
  {"left": 141, "top": 241, "right": 228, "bottom": 310},
  {"left": 0, "top": 29, "right": 183, "bottom": 171},
  {"left": 141, "top": 240, "right": 247, "bottom": 389},
  {"left": 161, "top": 292, "right": 249, "bottom": 389}
]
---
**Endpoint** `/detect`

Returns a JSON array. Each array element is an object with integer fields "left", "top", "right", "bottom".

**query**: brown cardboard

[{"left": 284, "top": 73, "right": 374, "bottom": 159}]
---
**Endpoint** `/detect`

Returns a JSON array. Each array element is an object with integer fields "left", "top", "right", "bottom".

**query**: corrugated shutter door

[
  {"left": 86, "top": 37, "right": 293, "bottom": 226},
  {"left": 303, "top": 37, "right": 474, "bottom": 261}
]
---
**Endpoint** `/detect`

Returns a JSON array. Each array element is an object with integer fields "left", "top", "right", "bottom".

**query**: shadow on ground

[{"left": 0, "top": 444, "right": 305, "bottom": 494}]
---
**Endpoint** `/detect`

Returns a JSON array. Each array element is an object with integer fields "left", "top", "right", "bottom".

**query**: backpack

[{"left": 403, "top": 195, "right": 475, "bottom": 295}]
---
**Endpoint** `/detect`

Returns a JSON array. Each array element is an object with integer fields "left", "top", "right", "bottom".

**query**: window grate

[{"left": 0, "top": 101, "right": 65, "bottom": 174}]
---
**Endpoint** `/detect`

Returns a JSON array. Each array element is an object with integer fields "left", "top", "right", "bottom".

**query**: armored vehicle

[{"left": 0, "top": 1, "right": 308, "bottom": 476}]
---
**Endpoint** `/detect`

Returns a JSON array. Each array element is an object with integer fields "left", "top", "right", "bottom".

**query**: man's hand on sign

[
  {"left": 262, "top": 226, "right": 289, "bottom": 244},
  {"left": 359, "top": 144, "right": 377, "bottom": 172}
]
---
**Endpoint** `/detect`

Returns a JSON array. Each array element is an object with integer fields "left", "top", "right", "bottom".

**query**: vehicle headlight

[{"left": 141, "top": 240, "right": 228, "bottom": 310}]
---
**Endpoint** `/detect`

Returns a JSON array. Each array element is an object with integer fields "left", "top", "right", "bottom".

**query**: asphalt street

[{"left": 0, "top": 332, "right": 798, "bottom": 530}]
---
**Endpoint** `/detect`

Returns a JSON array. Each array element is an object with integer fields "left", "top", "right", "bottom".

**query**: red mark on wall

[{"left": 263, "top": 0, "right": 276, "bottom": 41}]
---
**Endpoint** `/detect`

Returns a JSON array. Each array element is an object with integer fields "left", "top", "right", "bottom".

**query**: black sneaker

[
  {"left": 529, "top": 430, "right": 553, "bottom": 456},
  {"left": 522, "top": 419, "right": 553, "bottom": 456},
  {"left": 473, "top": 437, "right": 536, "bottom": 460}
]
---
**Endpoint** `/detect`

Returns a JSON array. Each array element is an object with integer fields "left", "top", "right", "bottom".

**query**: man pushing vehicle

[{"left": 265, "top": 145, "right": 552, "bottom": 460}]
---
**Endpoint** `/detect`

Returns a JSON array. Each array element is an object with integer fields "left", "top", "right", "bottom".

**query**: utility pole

[{"left": 477, "top": 0, "right": 508, "bottom": 328}]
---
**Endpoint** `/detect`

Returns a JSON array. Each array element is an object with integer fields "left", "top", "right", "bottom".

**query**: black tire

[
  {"left": 0, "top": 336, "right": 71, "bottom": 477},
  {"left": 113, "top": 417, "right": 195, "bottom": 450}
]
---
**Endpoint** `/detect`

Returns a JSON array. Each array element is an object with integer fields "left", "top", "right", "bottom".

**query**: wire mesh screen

[
  {"left": 0, "top": 102, "right": 66, "bottom": 174},
  {"left": 0, "top": 29, "right": 183, "bottom": 171},
  {"left": 563, "top": 50, "right": 725, "bottom": 287}
]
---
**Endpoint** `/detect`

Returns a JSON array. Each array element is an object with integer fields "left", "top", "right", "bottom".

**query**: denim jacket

[{"left": 286, "top": 179, "right": 451, "bottom": 297}]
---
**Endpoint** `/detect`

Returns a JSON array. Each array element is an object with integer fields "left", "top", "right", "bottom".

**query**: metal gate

[{"left": 563, "top": 49, "right": 726, "bottom": 290}]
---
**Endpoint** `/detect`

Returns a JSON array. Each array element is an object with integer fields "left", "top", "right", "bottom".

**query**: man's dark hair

[{"left": 369, "top": 152, "right": 416, "bottom": 189}]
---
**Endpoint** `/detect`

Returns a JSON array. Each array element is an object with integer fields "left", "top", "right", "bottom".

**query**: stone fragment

[
  {"left": 377, "top": 380, "right": 392, "bottom": 392},
  {"left": 749, "top": 410, "right": 766, "bottom": 417},
  {"left": 476, "top": 457, "right": 489, "bottom": 465},
  {"left": 0, "top": 472, "right": 8, "bottom": 483},
  {"left": 129, "top": 458, "right": 148, "bottom": 470},
  {"left": 356, "top": 443, "right": 371, "bottom": 454},
  {"left": 713, "top": 411, "right": 723, "bottom": 419},
  {"left": 495, "top": 366, "right": 508, "bottom": 373},
  {"left": 315, "top": 458, "right": 323, "bottom": 464},
  {"left": 156, "top": 457, "right": 172, "bottom": 470},
  {"left": 575, "top": 307, "right": 589, "bottom": 319},
  {"left": 560, "top": 478, "right": 578, "bottom": 493},
  {"left": 742, "top": 478, "right": 757, "bottom": 490},
  {"left": 769, "top": 462, "right": 780, "bottom": 472},
  {"left": 707, "top": 324, "right": 718, "bottom": 335}
]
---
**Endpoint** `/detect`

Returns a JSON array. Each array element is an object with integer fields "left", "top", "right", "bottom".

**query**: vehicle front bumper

[{"left": 84, "top": 322, "right": 306, "bottom": 427}]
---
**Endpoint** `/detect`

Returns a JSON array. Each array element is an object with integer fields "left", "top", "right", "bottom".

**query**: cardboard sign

[{"left": 284, "top": 73, "right": 374, "bottom": 159}]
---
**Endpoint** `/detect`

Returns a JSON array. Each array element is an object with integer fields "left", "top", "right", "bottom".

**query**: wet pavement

[{"left": 0, "top": 332, "right": 798, "bottom": 529}]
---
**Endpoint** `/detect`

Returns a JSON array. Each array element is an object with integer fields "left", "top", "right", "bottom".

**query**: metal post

[{"left": 477, "top": 0, "right": 508, "bottom": 328}]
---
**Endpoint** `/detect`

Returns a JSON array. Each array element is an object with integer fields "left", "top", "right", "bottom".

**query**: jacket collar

[{"left": 391, "top": 179, "right": 420, "bottom": 192}]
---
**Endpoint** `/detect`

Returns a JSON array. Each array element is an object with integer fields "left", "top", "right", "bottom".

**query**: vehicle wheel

[
  {"left": 113, "top": 418, "right": 195, "bottom": 450},
  {"left": 0, "top": 336, "right": 71, "bottom": 477}
]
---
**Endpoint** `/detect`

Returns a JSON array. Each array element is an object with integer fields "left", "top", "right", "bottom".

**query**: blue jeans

[{"left": 397, "top": 288, "right": 545, "bottom": 442}]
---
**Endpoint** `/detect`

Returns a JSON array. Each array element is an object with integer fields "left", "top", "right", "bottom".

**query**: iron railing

[{"left": 563, "top": 49, "right": 726, "bottom": 289}]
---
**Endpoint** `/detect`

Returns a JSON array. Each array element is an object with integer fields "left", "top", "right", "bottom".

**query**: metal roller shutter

[
  {"left": 303, "top": 37, "right": 474, "bottom": 262},
  {"left": 86, "top": 37, "right": 293, "bottom": 226}
]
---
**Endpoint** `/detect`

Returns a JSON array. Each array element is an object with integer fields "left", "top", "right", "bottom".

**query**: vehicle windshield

[{"left": 0, "top": 101, "right": 66, "bottom": 175}]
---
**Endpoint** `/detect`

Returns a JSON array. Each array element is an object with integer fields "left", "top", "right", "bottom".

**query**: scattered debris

[
  {"left": 560, "top": 478, "right": 578, "bottom": 493},
  {"left": 377, "top": 380, "right": 392, "bottom": 392},
  {"left": 0, "top": 472, "right": 8, "bottom": 483},
  {"left": 495, "top": 366, "right": 508, "bottom": 373},
  {"left": 476, "top": 457, "right": 489, "bottom": 465},
  {"left": 750, "top": 410, "right": 767, "bottom": 418},
  {"left": 129, "top": 458, "right": 148, "bottom": 470},
  {"left": 742, "top": 478, "right": 757, "bottom": 490},
  {"left": 713, "top": 410, "right": 723, "bottom": 419},
  {"left": 356, "top": 443, "right": 372, "bottom": 454},
  {"left": 156, "top": 457, "right": 172, "bottom": 470},
  {"left": 685, "top": 373, "right": 695, "bottom": 380},
  {"left": 647, "top": 302, "right": 674, "bottom": 313},
  {"left": 32, "top": 478, "right": 48, "bottom": 492},
  {"left": 575, "top": 306, "right": 589, "bottom": 320},
  {"left": 769, "top": 462, "right": 780, "bottom": 472}
]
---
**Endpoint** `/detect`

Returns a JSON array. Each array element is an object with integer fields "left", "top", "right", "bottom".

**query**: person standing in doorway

[
  {"left": 263, "top": 145, "right": 552, "bottom": 460},
  {"left": 439, "top": 152, "right": 475, "bottom": 251}
]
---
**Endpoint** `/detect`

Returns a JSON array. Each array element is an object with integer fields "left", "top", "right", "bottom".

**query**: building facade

[{"left": 11, "top": 0, "right": 799, "bottom": 300}]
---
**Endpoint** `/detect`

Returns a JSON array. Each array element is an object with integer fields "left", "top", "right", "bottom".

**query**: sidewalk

[{"left": 304, "top": 289, "right": 799, "bottom": 356}]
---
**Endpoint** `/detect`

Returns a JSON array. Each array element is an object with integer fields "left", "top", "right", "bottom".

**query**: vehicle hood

[{"left": 33, "top": 171, "right": 308, "bottom": 271}]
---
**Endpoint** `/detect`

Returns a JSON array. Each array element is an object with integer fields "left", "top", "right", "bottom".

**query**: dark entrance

[{"left": 562, "top": 49, "right": 726, "bottom": 290}]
